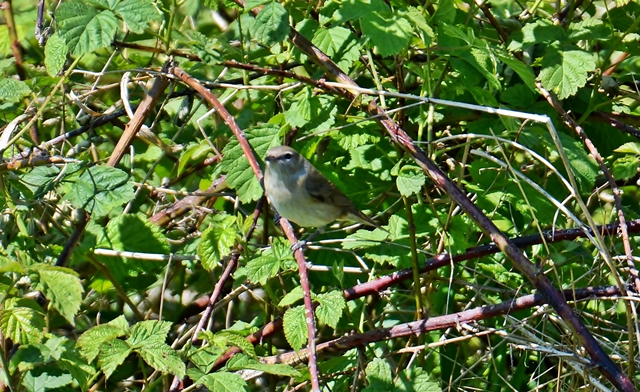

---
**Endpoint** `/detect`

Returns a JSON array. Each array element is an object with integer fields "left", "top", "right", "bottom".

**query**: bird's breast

[{"left": 264, "top": 169, "right": 341, "bottom": 227}]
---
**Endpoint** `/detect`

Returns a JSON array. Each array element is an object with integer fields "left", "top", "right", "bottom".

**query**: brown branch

[
  {"left": 593, "top": 112, "right": 640, "bottom": 139},
  {"left": 348, "top": 220, "right": 640, "bottom": 298},
  {"left": 148, "top": 175, "right": 228, "bottom": 226},
  {"left": 264, "top": 285, "right": 624, "bottom": 366},
  {"left": 1, "top": 1, "right": 26, "bottom": 81},
  {"left": 112, "top": 40, "right": 201, "bottom": 61},
  {"left": 0, "top": 151, "right": 69, "bottom": 172},
  {"left": 222, "top": 60, "right": 346, "bottom": 95},
  {"left": 22, "top": 107, "right": 134, "bottom": 157},
  {"left": 167, "top": 66, "right": 322, "bottom": 392},
  {"left": 604, "top": 53, "right": 629, "bottom": 76},
  {"left": 474, "top": 0, "right": 509, "bottom": 44},
  {"left": 55, "top": 210, "right": 89, "bottom": 267},
  {"left": 107, "top": 73, "right": 170, "bottom": 167},
  {"left": 35, "top": 0, "right": 46, "bottom": 46},
  {"left": 153, "top": 155, "right": 222, "bottom": 193},
  {"left": 556, "top": 0, "right": 583, "bottom": 24},
  {"left": 112, "top": 40, "right": 337, "bottom": 94}
]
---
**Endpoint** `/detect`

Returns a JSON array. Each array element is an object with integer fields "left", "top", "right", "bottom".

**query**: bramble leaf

[{"left": 283, "top": 305, "right": 307, "bottom": 351}]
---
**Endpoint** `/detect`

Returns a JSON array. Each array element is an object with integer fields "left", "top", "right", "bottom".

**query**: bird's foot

[
  {"left": 273, "top": 211, "right": 282, "bottom": 228},
  {"left": 290, "top": 240, "right": 307, "bottom": 252},
  {"left": 290, "top": 228, "right": 323, "bottom": 252}
]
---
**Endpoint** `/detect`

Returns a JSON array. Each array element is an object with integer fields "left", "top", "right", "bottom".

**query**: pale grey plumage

[{"left": 263, "top": 146, "right": 380, "bottom": 228}]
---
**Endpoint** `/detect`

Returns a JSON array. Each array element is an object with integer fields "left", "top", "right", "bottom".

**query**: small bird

[{"left": 263, "top": 146, "right": 381, "bottom": 230}]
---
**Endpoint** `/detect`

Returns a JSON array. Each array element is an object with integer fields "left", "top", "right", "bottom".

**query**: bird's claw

[
  {"left": 291, "top": 240, "right": 307, "bottom": 252},
  {"left": 273, "top": 211, "right": 282, "bottom": 228}
]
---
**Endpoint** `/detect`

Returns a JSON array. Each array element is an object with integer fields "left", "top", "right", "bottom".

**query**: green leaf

[
  {"left": 63, "top": 166, "right": 134, "bottom": 218},
  {"left": 312, "top": 26, "right": 361, "bottom": 72},
  {"left": 0, "top": 27, "right": 9, "bottom": 57},
  {"left": 433, "top": 0, "right": 455, "bottom": 24},
  {"left": 559, "top": 134, "right": 598, "bottom": 193},
  {"left": 330, "top": 0, "right": 388, "bottom": 23},
  {"left": 105, "top": 213, "right": 170, "bottom": 254},
  {"left": 283, "top": 305, "right": 307, "bottom": 351},
  {"left": 284, "top": 88, "right": 314, "bottom": 126},
  {"left": 44, "top": 33, "right": 68, "bottom": 77},
  {"left": 0, "top": 78, "right": 31, "bottom": 102},
  {"left": 343, "top": 225, "right": 407, "bottom": 267},
  {"left": 114, "top": 0, "right": 162, "bottom": 33},
  {"left": 22, "top": 367, "right": 73, "bottom": 392},
  {"left": 245, "top": 254, "right": 281, "bottom": 285},
  {"left": 412, "top": 373, "right": 442, "bottom": 391},
  {"left": 57, "top": 343, "right": 96, "bottom": 390},
  {"left": 494, "top": 48, "right": 537, "bottom": 92},
  {"left": 0, "top": 255, "right": 25, "bottom": 273},
  {"left": 186, "top": 30, "right": 224, "bottom": 65},
  {"left": 56, "top": 0, "right": 119, "bottom": 56},
  {"left": 29, "top": 265, "right": 84, "bottom": 325},
  {"left": 77, "top": 315, "right": 128, "bottom": 362},
  {"left": 40, "top": 335, "right": 67, "bottom": 361},
  {"left": 0, "top": 305, "right": 45, "bottom": 345},
  {"left": 285, "top": 88, "right": 337, "bottom": 132},
  {"left": 396, "top": 165, "right": 426, "bottom": 197},
  {"left": 315, "top": 291, "right": 345, "bottom": 329},
  {"left": 0, "top": 58, "right": 15, "bottom": 75},
  {"left": 539, "top": 47, "right": 596, "bottom": 100},
  {"left": 567, "top": 19, "right": 611, "bottom": 41},
  {"left": 251, "top": 1, "right": 290, "bottom": 46},
  {"left": 211, "top": 330, "right": 256, "bottom": 357},
  {"left": 195, "top": 372, "right": 248, "bottom": 392},
  {"left": 137, "top": 343, "right": 186, "bottom": 378},
  {"left": 278, "top": 286, "right": 304, "bottom": 307},
  {"left": 520, "top": 19, "right": 565, "bottom": 45},
  {"left": 361, "top": 11, "right": 412, "bottom": 57},
  {"left": 187, "top": 344, "right": 224, "bottom": 373},
  {"left": 459, "top": 45, "right": 500, "bottom": 91},
  {"left": 9, "top": 345, "right": 45, "bottom": 374},
  {"left": 127, "top": 320, "right": 172, "bottom": 347},
  {"left": 478, "top": 262, "right": 523, "bottom": 289},
  {"left": 97, "top": 339, "right": 131, "bottom": 379},
  {"left": 363, "top": 358, "right": 393, "bottom": 391},
  {"left": 215, "top": 124, "right": 280, "bottom": 203},
  {"left": 245, "top": 0, "right": 271, "bottom": 9},
  {"left": 400, "top": 7, "right": 434, "bottom": 45},
  {"left": 615, "top": 142, "right": 640, "bottom": 155},
  {"left": 20, "top": 166, "right": 61, "bottom": 197},
  {"left": 198, "top": 216, "right": 237, "bottom": 271},
  {"left": 612, "top": 155, "right": 639, "bottom": 180}
]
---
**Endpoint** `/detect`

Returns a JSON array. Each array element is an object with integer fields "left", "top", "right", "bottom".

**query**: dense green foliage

[{"left": 0, "top": 0, "right": 639, "bottom": 390}]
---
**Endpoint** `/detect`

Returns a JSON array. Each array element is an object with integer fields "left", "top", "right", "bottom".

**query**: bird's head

[{"left": 265, "top": 146, "right": 305, "bottom": 176}]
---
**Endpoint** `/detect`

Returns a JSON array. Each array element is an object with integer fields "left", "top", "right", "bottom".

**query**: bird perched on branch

[{"left": 264, "top": 145, "right": 382, "bottom": 232}]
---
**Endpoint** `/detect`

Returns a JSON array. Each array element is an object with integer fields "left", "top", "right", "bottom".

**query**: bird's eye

[{"left": 283, "top": 153, "right": 292, "bottom": 160}]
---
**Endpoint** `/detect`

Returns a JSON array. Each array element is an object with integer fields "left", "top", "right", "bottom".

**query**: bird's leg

[
  {"left": 291, "top": 226, "right": 325, "bottom": 252},
  {"left": 273, "top": 210, "right": 282, "bottom": 228}
]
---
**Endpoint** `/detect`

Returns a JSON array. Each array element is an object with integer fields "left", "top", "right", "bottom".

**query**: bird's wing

[
  {"left": 303, "top": 166, "right": 354, "bottom": 208},
  {"left": 303, "top": 165, "right": 382, "bottom": 228}
]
